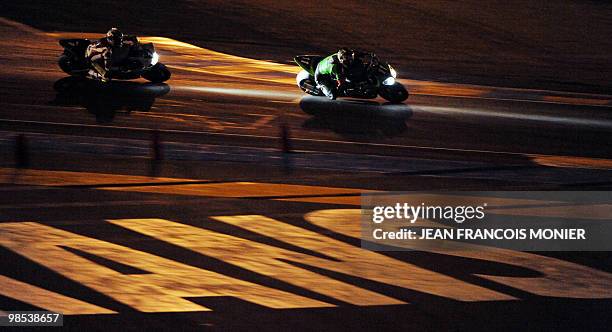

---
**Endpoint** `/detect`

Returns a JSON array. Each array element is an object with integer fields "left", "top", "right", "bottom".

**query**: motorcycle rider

[
  {"left": 315, "top": 48, "right": 376, "bottom": 100},
  {"left": 86, "top": 28, "right": 137, "bottom": 82}
]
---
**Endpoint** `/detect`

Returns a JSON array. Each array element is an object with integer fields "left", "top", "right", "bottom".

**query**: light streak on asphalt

[
  {"left": 177, "top": 86, "right": 302, "bottom": 100},
  {"left": 414, "top": 105, "right": 612, "bottom": 130}
]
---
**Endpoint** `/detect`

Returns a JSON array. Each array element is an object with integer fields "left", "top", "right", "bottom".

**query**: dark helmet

[
  {"left": 337, "top": 48, "right": 356, "bottom": 67},
  {"left": 106, "top": 28, "right": 123, "bottom": 46}
]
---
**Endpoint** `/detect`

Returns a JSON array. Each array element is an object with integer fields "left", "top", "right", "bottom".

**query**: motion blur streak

[
  {"left": 306, "top": 210, "right": 612, "bottom": 299},
  {"left": 532, "top": 155, "right": 612, "bottom": 170},
  {"left": 0, "top": 168, "right": 197, "bottom": 186},
  {"left": 101, "top": 181, "right": 371, "bottom": 198},
  {"left": 177, "top": 86, "right": 301, "bottom": 100},
  {"left": 416, "top": 105, "right": 612, "bottom": 130},
  {"left": 139, "top": 37, "right": 298, "bottom": 85},
  {"left": 543, "top": 96, "right": 611, "bottom": 106}
]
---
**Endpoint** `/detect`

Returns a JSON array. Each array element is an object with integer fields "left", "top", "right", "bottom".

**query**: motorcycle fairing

[{"left": 294, "top": 55, "right": 324, "bottom": 75}]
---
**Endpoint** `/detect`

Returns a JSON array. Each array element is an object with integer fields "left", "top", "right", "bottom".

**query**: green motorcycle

[{"left": 294, "top": 54, "right": 408, "bottom": 103}]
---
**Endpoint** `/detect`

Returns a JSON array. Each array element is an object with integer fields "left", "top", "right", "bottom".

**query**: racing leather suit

[
  {"left": 315, "top": 51, "right": 373, "bottom": 99},
  {"left": 314, "top": 54, "right": 342, "bottom": 99},
  {"left": 85, "top": 36, "right": 138, "bottom": 81}
]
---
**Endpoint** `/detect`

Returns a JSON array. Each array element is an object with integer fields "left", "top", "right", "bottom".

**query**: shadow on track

[
  {"left": 299, "top": 95, "right": 412, "bottom": 139},
  {"left": 50, "top": 77, "right": 170, "bottom": 123}
]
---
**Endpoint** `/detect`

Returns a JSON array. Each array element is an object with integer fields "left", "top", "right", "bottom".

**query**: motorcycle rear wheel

[
  {"left": 58, "top": 54, "right": 75, "bottom": 74},
  {"left": 296, "top": 70, "right": 324, "bottom": 96}
]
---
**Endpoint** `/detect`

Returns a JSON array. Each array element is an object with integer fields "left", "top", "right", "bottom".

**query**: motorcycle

[
  {"left": 294, "top": 54, "right": 408, "bottom": 103},
  {"left": 57, "top": 36, "right": 171, "bottom": 83}
]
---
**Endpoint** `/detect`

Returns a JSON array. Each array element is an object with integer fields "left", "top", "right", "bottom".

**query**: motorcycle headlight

[
  {"left": 382, "top": 76, "right": 395, "bottom": 86},
  {"left": 151, "top": 52, "right": 159, "bottom": 66}
]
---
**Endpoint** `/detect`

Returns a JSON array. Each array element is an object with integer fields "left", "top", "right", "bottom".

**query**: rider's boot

[{"left": 318, "top": 84, "right": 337, "bottom": 100}]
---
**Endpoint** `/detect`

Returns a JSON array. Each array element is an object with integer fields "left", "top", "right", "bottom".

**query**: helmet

[
  {"left": 106, "top": 28, "right": 123, "bottom": 46},
  {"left": 337, "top": 48, "right": 355, "bottom": 67}
]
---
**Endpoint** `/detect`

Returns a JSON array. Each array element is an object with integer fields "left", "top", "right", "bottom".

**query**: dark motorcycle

[
  {"left": 294, "top": 54, "right": 408, "bottom": 103},
  {"left": 58, "top": 36, "right": 171, "bottom": 83}
]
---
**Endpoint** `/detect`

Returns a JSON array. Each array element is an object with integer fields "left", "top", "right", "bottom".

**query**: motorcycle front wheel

[
  {"left": 142, "top": 63, "right": 171, "bottom": 83},
  {"left": 379, "top": 82, "right": 409, "bottom": 103}
]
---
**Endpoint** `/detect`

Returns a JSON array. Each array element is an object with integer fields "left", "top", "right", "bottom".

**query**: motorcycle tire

[
  {"left": 58, "top": 54, "right": 75, "bottom": 74},
  {"left": 379, "top": 82, "right": 409, "bottom": 103},
  {"left": 296, "top": 70, "right": 324, "bottom": 96},
  {"left": 142, "top": 63, "right": 171, "bottom": 83}
]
